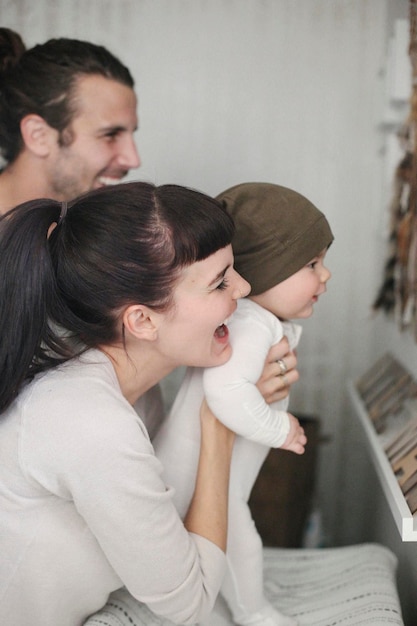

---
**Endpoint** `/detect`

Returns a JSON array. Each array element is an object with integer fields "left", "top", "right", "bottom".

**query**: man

[
  {"left": 0, "top": 28, "right": 162, "bottom": 430},
  {"left": 0, "top": 29, "right": 140, "bottom": 215}
]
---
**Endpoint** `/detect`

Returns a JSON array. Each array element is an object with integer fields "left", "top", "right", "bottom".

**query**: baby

[{"left": 154, "top": 182, "right": 333, "bottom": 626}]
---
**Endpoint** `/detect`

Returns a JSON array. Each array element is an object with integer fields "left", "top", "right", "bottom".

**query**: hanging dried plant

[{"left": 373, "top": 1, "right": 417, "bottom": 340}]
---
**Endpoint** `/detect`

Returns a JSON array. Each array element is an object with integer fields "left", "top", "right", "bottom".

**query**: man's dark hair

[{"left": 0, "top": 29, "right": 135, "bottom": 163}]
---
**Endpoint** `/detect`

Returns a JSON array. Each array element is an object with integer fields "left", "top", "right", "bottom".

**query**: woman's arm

[{"left": 183, "top": 399, "right": 234, "bottom": 552}]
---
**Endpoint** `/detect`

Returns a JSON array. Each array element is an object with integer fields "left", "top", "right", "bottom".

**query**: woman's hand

[{"left": 255, "top": 336, "right": 299, "bottom": 404}]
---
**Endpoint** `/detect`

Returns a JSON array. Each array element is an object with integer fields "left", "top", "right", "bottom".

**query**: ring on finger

[{"left": 276, "top": 358, "right": 288, "bottom": 375}]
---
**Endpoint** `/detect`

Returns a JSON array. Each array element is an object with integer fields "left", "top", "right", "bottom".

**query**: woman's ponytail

[{"left": 0, "top": 199, "right": 61, "bottom": 413}]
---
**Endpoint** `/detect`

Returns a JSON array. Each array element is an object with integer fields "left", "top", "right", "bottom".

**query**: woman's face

[{"left": 157, "top": 244, "right": 250, "bottom": 368}]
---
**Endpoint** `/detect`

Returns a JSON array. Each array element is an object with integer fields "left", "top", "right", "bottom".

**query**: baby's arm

[
  {"left": 282, "top": 413, "right": 307, "bottom": 454},
  {"left": 203, "top": 300, "right": 302, "bottom": 449}
]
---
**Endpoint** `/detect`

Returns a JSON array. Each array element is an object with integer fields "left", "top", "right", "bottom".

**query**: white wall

[{"left": 1, "top": 0, "right": 411, "bottom": 544}]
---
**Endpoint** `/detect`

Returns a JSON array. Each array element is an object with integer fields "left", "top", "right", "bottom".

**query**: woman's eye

[{"left": 216, "top": 278, "right": 229, "bottom": 291}]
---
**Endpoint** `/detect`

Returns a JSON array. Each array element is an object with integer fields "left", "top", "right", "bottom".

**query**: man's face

[{"left": 47, "top": 74, "right": 140, "bottom": 200}]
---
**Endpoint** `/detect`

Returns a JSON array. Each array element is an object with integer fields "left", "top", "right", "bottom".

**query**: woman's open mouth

[{"left": 214, "top": 323, "right": 229, "bottom": 343}]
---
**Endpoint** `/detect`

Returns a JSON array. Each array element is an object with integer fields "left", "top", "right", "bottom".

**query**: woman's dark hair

[
  {"left": 0, "top": 181, "right": 235, "bottom": 413},
  {"left": 0, "top": 28, "right": 134, "bottom": 163}
]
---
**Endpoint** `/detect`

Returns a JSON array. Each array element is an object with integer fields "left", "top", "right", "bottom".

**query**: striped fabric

[{"left": 84, "top": 543, "right": 403, "bottom": 625}]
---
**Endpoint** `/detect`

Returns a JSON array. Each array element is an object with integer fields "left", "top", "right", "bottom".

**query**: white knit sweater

[{"left": 0, "top": 350, "right": 225, "bottom": 626}]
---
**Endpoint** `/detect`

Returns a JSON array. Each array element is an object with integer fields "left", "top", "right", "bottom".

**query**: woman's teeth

[{"left": 215, "top": 324, "right": 227, "bottom": 338}]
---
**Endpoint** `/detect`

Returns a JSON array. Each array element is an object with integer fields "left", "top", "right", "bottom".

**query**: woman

[{"left": 0, "top": 182, "right": 297, "bottom": 626}]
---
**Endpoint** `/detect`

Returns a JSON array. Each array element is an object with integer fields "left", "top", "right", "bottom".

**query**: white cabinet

[{"left": 348, "top": 382, "right": 417, "bottom": 542}]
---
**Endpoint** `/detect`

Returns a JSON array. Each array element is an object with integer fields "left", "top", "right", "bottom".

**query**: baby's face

[{"left": 249, "top": 248, "right": 331, "bottom": 320}]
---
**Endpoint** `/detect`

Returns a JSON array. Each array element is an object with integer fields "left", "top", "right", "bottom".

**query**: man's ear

[
  {"left": 20, "top": 114, "right": 56, "bottom": 158},
  {"left": 123, "top": 305, "right": 159, "bottom": 341}
]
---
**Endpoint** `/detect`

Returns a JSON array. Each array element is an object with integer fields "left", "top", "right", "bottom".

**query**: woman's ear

[
  {"left": 20, "top": 114, "right": 56, "bottom": 158},
  {"left": 123, "top": 305, "right": 158, "bottom": 341}
]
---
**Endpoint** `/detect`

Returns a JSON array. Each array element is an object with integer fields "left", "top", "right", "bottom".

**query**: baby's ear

[
  {"left": 123, "top": 305, "right": 158, "bottom": 341},
  {"left": 20, "top": 114, "right": 57, "bottom": 158}
]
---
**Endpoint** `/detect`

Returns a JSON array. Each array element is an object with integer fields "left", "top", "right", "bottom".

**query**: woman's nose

[{"left": 232, "top": 272, "right": 251, "bottom": 299}]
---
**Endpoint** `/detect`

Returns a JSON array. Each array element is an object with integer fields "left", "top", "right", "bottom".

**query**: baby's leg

[
  {"left": 221, "top": 496, "right": 265, "bottom": 617},
  {"left": 221, "top": 439, "right": 298, "bottom": 626}
]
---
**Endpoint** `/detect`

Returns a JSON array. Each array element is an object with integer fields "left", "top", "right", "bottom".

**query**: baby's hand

[{"left": 281, "top": 414, "right": 307, "bottom": 455}]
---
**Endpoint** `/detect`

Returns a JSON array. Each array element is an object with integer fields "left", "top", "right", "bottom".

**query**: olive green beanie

[{"left": 216, "top": 182, "right": 334, "bottom": 296}]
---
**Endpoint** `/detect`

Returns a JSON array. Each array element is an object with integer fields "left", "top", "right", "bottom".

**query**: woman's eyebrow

[{"left": 208, "top": 264, "right": 231, "bottom": 287}]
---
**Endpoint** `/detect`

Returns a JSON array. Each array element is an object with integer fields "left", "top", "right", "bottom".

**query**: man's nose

[{"left": 118, "top": 136, "right": 141, "bottom": 169}]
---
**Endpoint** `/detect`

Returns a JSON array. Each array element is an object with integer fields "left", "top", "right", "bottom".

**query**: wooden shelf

[{"left": 348, "top": 381, "right": 417, "bottom": 542}]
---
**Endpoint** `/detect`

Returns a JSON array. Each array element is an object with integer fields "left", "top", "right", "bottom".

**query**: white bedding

[{"left": 85, "top": 543, "right": 403, "bottom": 625}]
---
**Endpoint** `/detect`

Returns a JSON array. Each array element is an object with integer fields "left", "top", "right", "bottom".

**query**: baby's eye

[{"left": 306, "top": 259, "right": 318, "bottom": 269}]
